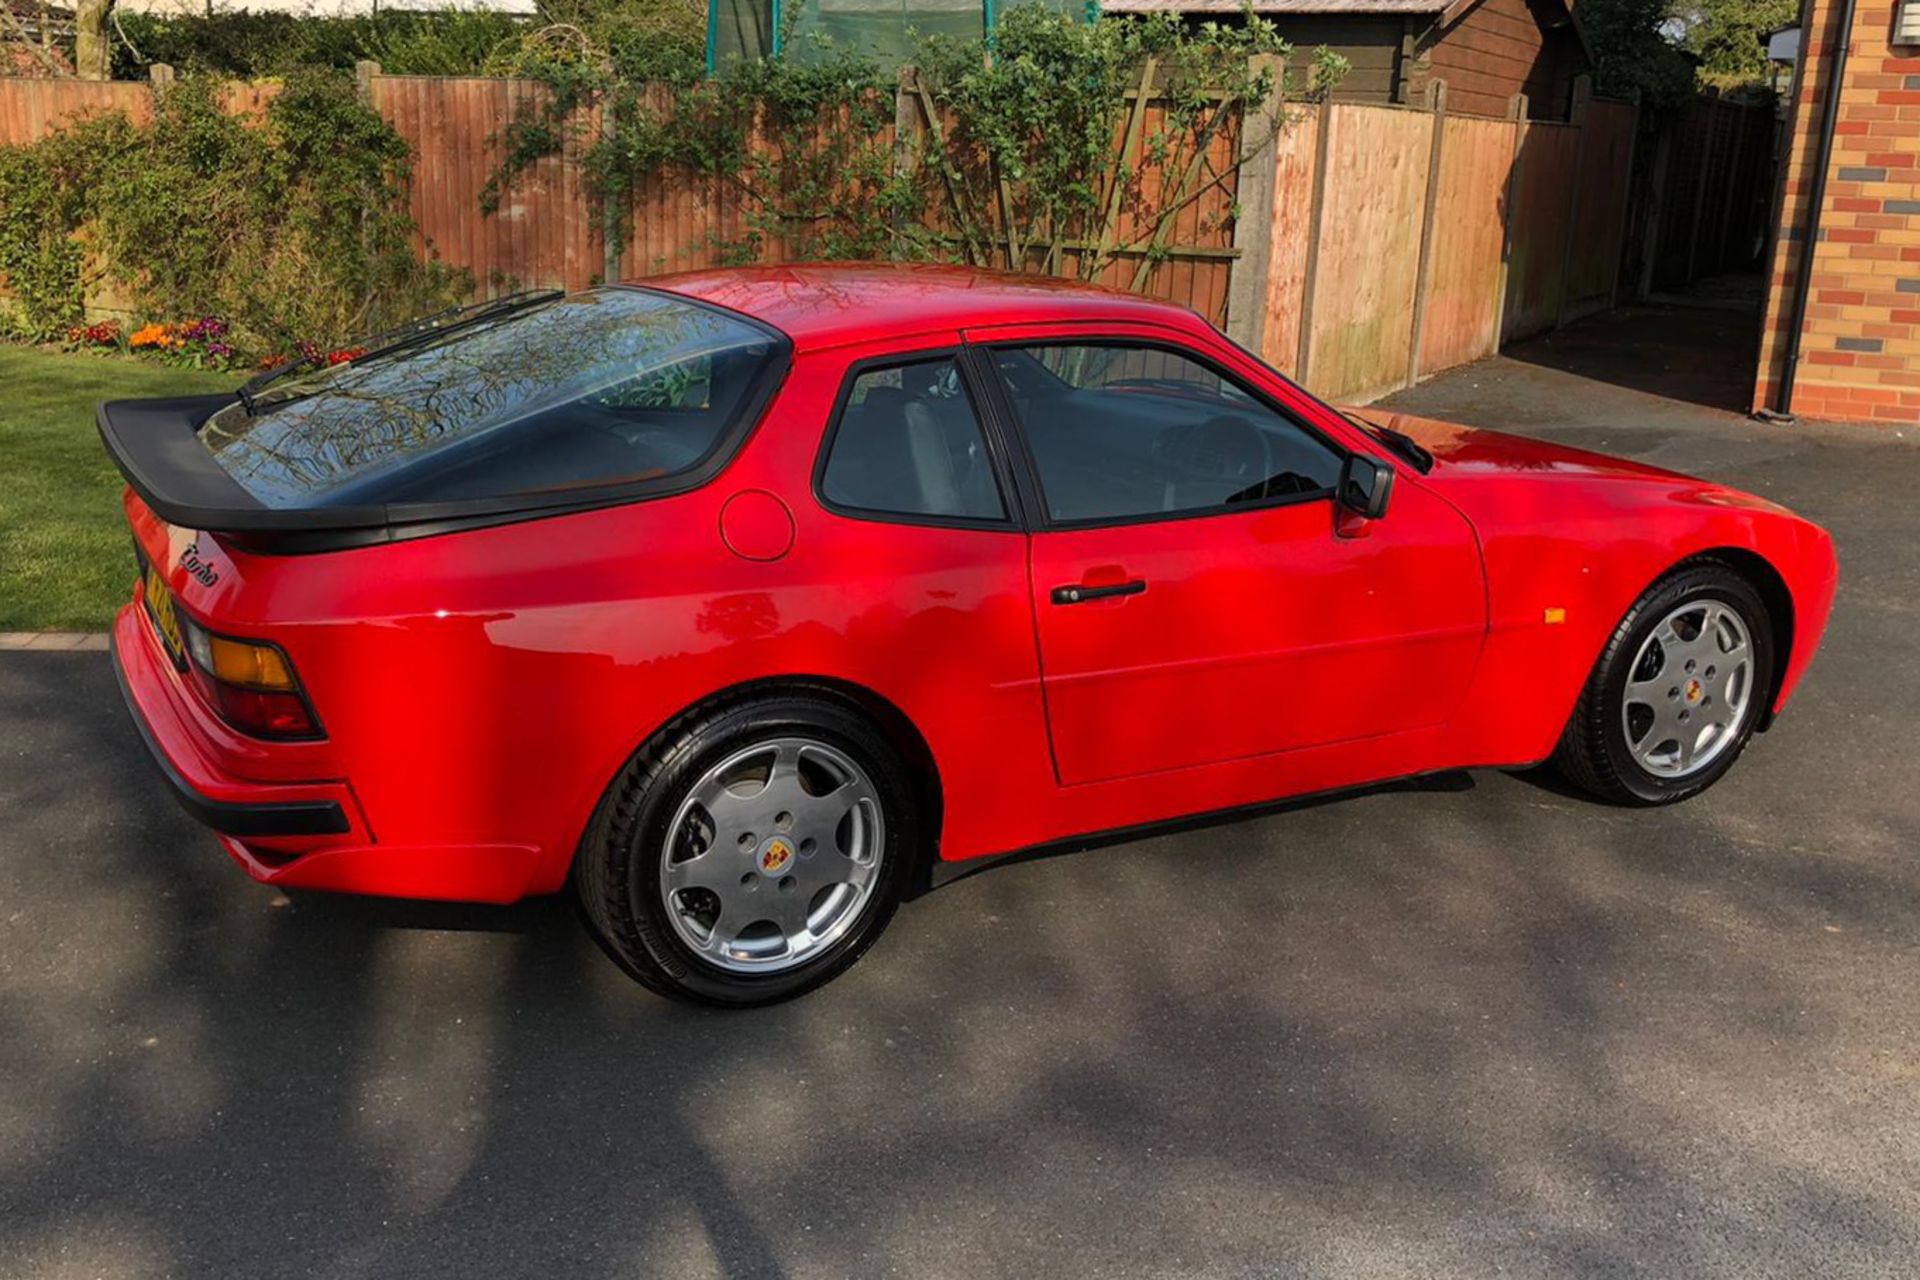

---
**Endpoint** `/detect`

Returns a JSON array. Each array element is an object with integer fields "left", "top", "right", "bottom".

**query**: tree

[
  {"left": 74, "top": 0, "right": 112, "bottom": 80},
  {"left": 1579, "top": 0, "right": 1696, "bottom": 106},
  {"left": 1671, "top": 0, "right": 1797, "bottom": 89}
]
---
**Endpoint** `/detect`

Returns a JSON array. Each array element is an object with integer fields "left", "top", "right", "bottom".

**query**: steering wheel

[{"left": 1151, "top": 413, "right": 1272, "bottom": 489}]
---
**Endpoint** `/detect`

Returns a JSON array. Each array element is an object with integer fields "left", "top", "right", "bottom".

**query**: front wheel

[
  {"left": 1553, "top": 562, "right": 1775, "bottom": 805},
  {"left": 575, "top": 693, "right": 916, "bottom": 1006}
]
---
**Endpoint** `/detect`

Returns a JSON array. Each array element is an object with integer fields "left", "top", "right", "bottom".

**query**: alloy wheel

[
  {"left": 1620, "top": 598, "right": 1754, "bottom": 779},
  {"left": 659, "top": 737, "right": 885, "bottom": 973}
]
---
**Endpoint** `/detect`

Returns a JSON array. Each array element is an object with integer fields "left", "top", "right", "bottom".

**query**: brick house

[{"left": 1754, "top": 0, "right": 1920, "bottom": 424}]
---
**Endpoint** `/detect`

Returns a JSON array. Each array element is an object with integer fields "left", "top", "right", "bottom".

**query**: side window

[
  {"left": 819, "top": 355, "right": 1007, "bottom": 523},
  {"left": 990, "top": 343, "right": 1343, "bottom": 524}
]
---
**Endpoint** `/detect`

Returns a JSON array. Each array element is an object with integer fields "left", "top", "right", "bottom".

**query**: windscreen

[{"left": 198, "top": 289, "right": 783, "bottom": 509}]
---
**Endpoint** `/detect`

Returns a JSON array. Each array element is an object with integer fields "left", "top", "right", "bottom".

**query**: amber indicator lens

[
  {"left": 205, "top": 634, "right": 296, "bottom": 690},
  {"left": 177, "top": 615, "right": 319, "bottom": 739}
]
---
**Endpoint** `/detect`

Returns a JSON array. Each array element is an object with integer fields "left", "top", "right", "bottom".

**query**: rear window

[{"left": 198, "top": 289, "right": 784, "bottom": 509}]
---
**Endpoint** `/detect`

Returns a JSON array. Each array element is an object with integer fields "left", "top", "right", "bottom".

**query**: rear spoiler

[
  {"left": 97, "top": 396, "right": 393, "bottom": 540},
  {"left": 95, "top": 392, "right": 767, "bottom": 554}
]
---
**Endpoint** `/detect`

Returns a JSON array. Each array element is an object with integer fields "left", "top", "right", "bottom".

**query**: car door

[{"left": 965, "top": 323, "right": 1487, "bottom": 788}]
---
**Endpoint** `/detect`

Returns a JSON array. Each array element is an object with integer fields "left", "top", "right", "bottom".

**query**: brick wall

[{"left": 1753, "top": 0, "right": 1920, "bottom": 424}]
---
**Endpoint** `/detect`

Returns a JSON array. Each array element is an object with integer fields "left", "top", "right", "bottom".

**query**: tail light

[{"left": 180, "top": 617, "right": 322, "bottom": 740}]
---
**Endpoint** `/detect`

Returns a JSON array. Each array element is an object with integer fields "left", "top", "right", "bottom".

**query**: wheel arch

[
  {"left": 1684, "top": 546, "right": 1796, "bottom": 731},
  {"left": 571, "top": 673, "right": 947, "bottom": 897}
]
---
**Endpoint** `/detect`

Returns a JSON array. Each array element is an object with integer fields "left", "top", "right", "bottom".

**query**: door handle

[{"left": 1050, "top": 580, "right": 1146, "bottom": 605}]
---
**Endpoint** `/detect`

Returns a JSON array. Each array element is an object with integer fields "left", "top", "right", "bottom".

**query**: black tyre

[
  {"left": 575, "top": 691, "right": 917, "bottom": 1007},
  {"left": 1553, "top": 561, "right": 1775, "bottom": 806}
]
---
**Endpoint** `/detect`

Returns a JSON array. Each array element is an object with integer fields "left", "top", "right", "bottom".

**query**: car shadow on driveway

[{"left": 5, "top": 631, "right": 1920, "bottom": 1278}]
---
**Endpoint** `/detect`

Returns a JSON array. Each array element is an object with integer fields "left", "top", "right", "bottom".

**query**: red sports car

[{"left": 102, "top": 265, "right": 1838, "bottom": 1005}]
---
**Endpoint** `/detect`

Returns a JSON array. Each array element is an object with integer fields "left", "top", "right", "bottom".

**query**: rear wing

[
  {"left": 97, "top": 396, "right": 394, "bottom": 540},
  {"left": 95, "top": 392, "right": 766, "bottom": 554}
]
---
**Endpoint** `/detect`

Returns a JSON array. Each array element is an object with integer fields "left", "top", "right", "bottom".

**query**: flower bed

[{"left": 65, "top": 315, "right": 363, "bottom": 374}]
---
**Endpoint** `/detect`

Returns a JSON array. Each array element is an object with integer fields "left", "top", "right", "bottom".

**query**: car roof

[{"left": 637, "top": 263, "right": 1211, "bottom": 351}]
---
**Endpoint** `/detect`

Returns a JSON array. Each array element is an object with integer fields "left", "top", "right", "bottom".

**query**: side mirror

[{"left": 1337, "top": 453, "right": 1395, "bottom": 521}]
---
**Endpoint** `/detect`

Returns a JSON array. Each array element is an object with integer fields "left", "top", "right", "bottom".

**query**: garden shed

[{"left": 1097, "top": 0, "right": 1593, "bottom": 120}]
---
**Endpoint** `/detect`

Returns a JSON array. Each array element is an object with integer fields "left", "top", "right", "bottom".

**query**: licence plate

[{"left": 142, "top": 563, "right": 187, "bottom": 667}]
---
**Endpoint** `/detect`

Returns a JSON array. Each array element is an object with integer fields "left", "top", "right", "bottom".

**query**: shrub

[
  {"left": 0, "top": 71, "right": 469, "bottom": 355},
  {"left": 0, "top": 114, "right": 134, "bottom": 340},
  {"left": 114, "top": 11, "right": 529, "bottom": 78},
  {"left": 109, "top": 3, "right": 704, "bottom": 80}
]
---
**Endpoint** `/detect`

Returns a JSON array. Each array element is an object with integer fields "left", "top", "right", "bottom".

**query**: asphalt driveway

[{"left": 2, "top": 302, "right": 1916, "bottom": 1278}]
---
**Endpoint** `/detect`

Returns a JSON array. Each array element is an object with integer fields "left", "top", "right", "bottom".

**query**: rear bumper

[
  {"left": 113, "top": 649, "right": 346, "bottom": 837},
  {"left": 112, "top": 606, "right": 360, "bottom": 839},
  {"left": 112, "top": 603, "right": 546, "bottom": 904}
]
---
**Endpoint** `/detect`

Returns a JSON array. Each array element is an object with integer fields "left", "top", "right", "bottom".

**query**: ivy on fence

[{"left": 483, "top": 6, "right": 1348, "bottom": 285}]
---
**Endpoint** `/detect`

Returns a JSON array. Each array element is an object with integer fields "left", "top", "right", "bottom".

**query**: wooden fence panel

[
  {"left": 1652, "top": 96, "right": 1716, "bottom": 289},
  {"left": 617, "top": 84, "right": 717, "bottom": 279},
  {"left": 372, "top": 75, "right": 602, "bottom": 297},
  {"left": 1416, "top": 112, "right": 1516, "bottom": 376},
  {"left": 1562, "top": 99, "right": 1636, "bottom": 315},
  {"left": 217, "top": 80, "right": 281, "bottom": 121},
  {"left": 1723, "top": 108, "right": 1774, "bottom": 270},
  {"left": 1692, "top": 100, "right": 1740, "bottom": 275},
  {"left": 1259, "top": 105, "right": 1322, "bottom": 379},
  {"left": 0, "top": 72, "right": 1246, "bottom": 321},
  {"left": 1302, "top": 103, "right": 1433, "bottom": 403},
  {"left": 1638, "top": 94, "right": 1773, "bottom": 292},
  {"left": 598, "top": 82, "right": 1239, "bottom": 320},
  {"left": 1500, "top": 120, "right": 1579, "bottom": 342},
  {"left": 1116, "top": 96, "right": 1238, "bottom": 325},
  {"left": 1, "top": 71, "right": 1749, "bottom": 396},
  {"left": 0, "top": 77, "right": 148, "bottom": 146}
]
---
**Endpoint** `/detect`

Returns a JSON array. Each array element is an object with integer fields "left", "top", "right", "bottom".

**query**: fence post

[
  {"left": 891, "top": 67, "right": 922, "bottom": 263},
  {"left": 1636, "top": 123, "right": 1673, "bottom": 299},
  {"left": 354, "top": 59, "right": 379, "bottom": 105},
  {"left": 1493, "top": 92, "right": 1528, "bottom": 350},
  {"left": 1294, "top": 95, "right": 1335, "bottom": 386},
  {"left": 1225, "top": 54, "right": 1283, "bottom": 353},
  {"left": 1406, "top": 79, "right": 1448, "bottom": 387},
  {"left": 892, "top": 67, "right": 919, "bottom": 174},
  {"left": 149, "top": 63, "right": 175, "bottom": 95},
  {"left": 1554, "top": 74, "right": 1592, "bottom": 328}
]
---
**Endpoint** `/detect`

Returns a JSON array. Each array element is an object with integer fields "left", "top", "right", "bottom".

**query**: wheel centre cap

[
  {"left": 757, "top": 835, "right": 796, "bottom": 877},
  {"left": 1684, "top": 677, "right": 1703, "bottom": 704}
]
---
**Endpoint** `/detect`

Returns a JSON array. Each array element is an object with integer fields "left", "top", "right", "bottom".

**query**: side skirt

[{"left": 918, "top": 762, "right": 1545, "bottom": 896}]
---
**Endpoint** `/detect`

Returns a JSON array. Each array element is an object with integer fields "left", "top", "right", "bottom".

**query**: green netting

[
  {"left": 708, "top": 0, "right": 1091, "bottom": 70},
  {"left": 787, "top": 0, "right": 984, "bottom": 65}
]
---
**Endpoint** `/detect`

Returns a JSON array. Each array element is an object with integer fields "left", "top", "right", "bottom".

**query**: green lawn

[{"left": 0, "top": 346, "right": 237, "bottom": 631}]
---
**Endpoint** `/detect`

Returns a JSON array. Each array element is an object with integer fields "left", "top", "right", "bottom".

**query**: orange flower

[{"left": 129, "top": 322, "right": 171, "bottom": 349}]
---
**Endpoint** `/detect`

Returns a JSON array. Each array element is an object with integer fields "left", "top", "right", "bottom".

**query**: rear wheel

[
  {"left": 575, "top": 693, "right": 916, "bottom": 1006},
  {"left": 1553, "top": 562, "right": 1774, "bottom": 805}
]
